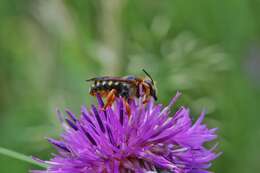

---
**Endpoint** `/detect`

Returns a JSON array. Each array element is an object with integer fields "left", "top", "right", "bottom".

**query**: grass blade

[{"left": 0, "top": 146, "right": 48, "bottom": 168}]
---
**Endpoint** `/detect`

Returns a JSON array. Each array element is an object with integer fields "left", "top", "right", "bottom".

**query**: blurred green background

[{"left": 0, "top": 0, "right": 260, "bottom": 172}]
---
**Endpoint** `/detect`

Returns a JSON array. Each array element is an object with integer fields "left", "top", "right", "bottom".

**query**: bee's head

[{"left": 142, "top": 69, "right": 157, "bottom": 101}]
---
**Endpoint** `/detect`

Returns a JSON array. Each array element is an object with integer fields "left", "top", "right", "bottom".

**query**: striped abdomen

[{"left": 89, "top": 80, "right": 136, "bottom": 99}]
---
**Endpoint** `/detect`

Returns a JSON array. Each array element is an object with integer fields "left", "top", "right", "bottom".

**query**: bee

[{"left": 86, "top": 69, "right": 157, "bottom": 114}]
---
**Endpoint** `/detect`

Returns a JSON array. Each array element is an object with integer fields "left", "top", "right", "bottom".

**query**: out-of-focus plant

[{"left": 127, "top": 28, "right": 232, "bottom": 115}]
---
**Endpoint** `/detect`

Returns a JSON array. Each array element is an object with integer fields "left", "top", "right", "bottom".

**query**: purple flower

[{"left": 32, "top": 92, "right": 219, "bottom": 173}]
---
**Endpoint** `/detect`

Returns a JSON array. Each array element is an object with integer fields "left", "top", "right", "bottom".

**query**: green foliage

[{"left": 0, "top": 0, "right": 260, "bottom": 172}]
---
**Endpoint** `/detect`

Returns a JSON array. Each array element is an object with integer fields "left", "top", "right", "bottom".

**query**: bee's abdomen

[{"left": 89, "top": 80, "right": 131, "bottom": 98}]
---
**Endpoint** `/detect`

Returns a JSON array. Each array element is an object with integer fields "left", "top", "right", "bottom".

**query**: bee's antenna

[{"left": 142, "top": 69, "right": 154, "bottom": 84}]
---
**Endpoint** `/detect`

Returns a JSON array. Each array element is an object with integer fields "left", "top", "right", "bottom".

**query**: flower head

[{"left": 32, "top": 92, "right": 219, "bottom": 173}]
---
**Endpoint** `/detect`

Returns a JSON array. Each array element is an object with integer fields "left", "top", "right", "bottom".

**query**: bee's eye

[{"left": 152, "top": 90, "right": 157, "bottom": 100}]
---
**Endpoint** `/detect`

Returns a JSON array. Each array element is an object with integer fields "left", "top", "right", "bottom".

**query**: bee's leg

[
  {"left": 142, "top": 99, "right": 149, "bottom": 104},
  {"left": 142, "top": 83, "right": 150, "bottom": 104},
  {"left": 142, "top": 95, "right": 149, "bottom": 104},
  {"left": 103, "top": 89, "right": 117, "bottom": 109},
  {"left": 123, "top": 99, "right": 131, "bottom": 116}
]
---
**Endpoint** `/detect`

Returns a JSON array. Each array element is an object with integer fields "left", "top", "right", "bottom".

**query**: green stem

[{"left": 0, "top": 146, "right": 48, "bottom": 168}]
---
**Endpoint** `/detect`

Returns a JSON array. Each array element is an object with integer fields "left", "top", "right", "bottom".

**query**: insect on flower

[
  {"left": 86, "top": 69, "right": 157, "bottom": 114},
  {"left": 32, "top": 92, "right": 220, "bottom": 173}
]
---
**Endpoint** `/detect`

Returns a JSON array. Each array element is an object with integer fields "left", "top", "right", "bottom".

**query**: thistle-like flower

[{"left": 32, "top": 92, "right": 219, "bottom": 173}]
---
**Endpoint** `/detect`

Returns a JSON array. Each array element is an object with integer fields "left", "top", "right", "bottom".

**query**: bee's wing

[
  {"left": 86, "top": 76, "right": 136, "bottom": 84},
  {"left": 86, "top": 76, "right": 113, "bottom": 82}
]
